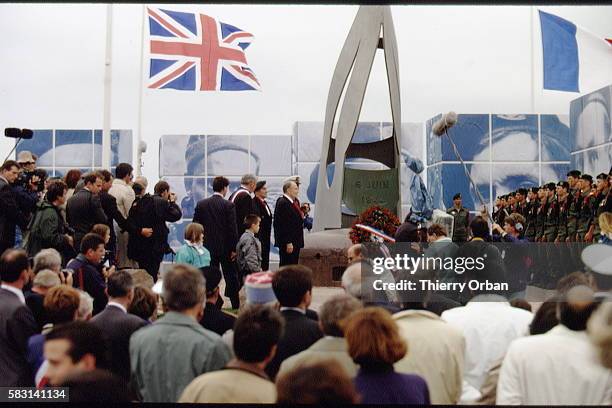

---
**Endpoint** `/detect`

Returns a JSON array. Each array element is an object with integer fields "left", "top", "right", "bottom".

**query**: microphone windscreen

[
  {"left": 4, "top": 128, "right": 33, "bottom": 139},
  {"left": 4, "top": 128, "right": 21, "bottom": 138},
  {"left": 445, "top": 111, "right": 458, "bottom": 126},
  {"left": 432, "top": 117, "right": 445, "bottom": 137},
  {"left": 21, "top": 129, "right": 33, "bottom": 139}
]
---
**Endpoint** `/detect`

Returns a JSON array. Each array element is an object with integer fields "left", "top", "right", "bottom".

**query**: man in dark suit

[
  {"left": 228, "top": 174, "right": 257, "bottom": 234},
  {"left": 98, "top": 170, "right": 128, "bottom": 266},
  {"left": 274, "top": 180, "right": 304, "bottom": 266},
  {"left": 127, "top": 181, "right": 182, "bottom": 282},
  {"left": 199, "top": 266, "right": 236, "bottom": 336},
  {"left": 0, "top": 249, "right": 38, "bottom": 386},
  {"left": 99, "top": 170, "right": 153, "bottom": 268},
  {"left": 253, "top": 180, "right": 273, "bottom": 270},
  {"left": 0, "top": 161, "right": 29, "bottom": 255},
  {"left": 193, "top": 176, "right": 240, "bottom": 309},
  {"left": 66, "top": 172, "right": 108, "bottom": 251},
  {"left": 265, "top": 265, "right": 322, "bottom": 380},
  {"left": 91, "top": 270, "right": 146, "bottom": 381}
]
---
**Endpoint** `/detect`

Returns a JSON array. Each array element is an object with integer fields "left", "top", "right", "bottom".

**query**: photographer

[
  {"left": 127, "top": 180, "right": 181, "bottom": 282},
  {"left": 13, "top": 152, "right": 46, "bottom": 246},
  {"left": 22, "top": 180, "right": 74, "bottom": 262}
]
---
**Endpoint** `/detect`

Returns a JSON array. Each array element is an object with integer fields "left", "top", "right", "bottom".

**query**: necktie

[{"left": 292, "top": 198, "right": 304, "bottom": 219}]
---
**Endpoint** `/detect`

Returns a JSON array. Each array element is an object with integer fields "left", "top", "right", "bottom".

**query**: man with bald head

[
  {"left": 273, "top": 180, "right": 304, "bottom": 266},
  {"left": 347, "top": 244, "right": 363, "bottom": 265},
  {"left": 497, "top": 286, "right": 609, "bottom": 405}
]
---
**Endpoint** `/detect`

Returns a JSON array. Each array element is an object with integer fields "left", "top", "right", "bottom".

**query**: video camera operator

[
  {"left": 13, "top": 152, "right": 47, "bottom": 247},
  {"left": 15, "top": 151, "right": 46, "bottom": 194}
]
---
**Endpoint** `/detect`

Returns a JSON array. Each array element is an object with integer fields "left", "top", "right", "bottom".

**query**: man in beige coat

[
  {"left": 109, "top": 163, "right": 136, "bottom": 268},
  {"left": 277, "top": 294, "right": 362, "bottom": 378},
  {"left": 394, "top": 309, "right": 466, "bottom": 404}
]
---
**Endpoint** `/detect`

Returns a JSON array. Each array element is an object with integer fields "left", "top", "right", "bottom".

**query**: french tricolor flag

[{"left": 539, "top": 10, "right": 612, "bottom": 93}]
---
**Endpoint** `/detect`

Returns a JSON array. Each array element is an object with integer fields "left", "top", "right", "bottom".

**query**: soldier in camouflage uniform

[
  {"left": 532, "top": 185, "right": 550, "bottom": 287},
  {"left": 507, "top": 192, "right": 517, "bottom": 214},
  {"left": 553, "top": 181, "right": 573, "bottom": 279},
  {"left": 576, "top": 174, "right": 596, "bottom": 242},
  {"left": 588, "top": 173, "right": 610, "bottom": 242},
  {"left": 447, "top": 193, "right": 470, "bottom": 243},
  {"left": 514, "top": 188, "right": 528, "bottom": 218},
  {"left": 554, "top": 182, "right": 570, "bottom": 243},
  {"left": 493, "top": 195, "right": 509, "bottom": 236},
  {"left": 566, "top": 170, "right": 582, "bottom": 242},
  {"left": 542, "top": 182, "right": 565, "bottom": 287},
  {"left": 534, "top": 186, "right": 548, "bottom": 242},
  {"left": 524, "top": 187, "right": 539, "bottom": 242},
  {"left": 542, "top": 183, "right": 559, "bottom": 243}
]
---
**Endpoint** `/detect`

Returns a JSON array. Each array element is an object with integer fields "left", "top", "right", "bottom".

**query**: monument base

[{"left": 299, "top": 228, "right": 353, "bottom": 287}]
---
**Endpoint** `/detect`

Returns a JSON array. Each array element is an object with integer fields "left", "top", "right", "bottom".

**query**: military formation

[
  {"left": 492, "top": 169, "right": 612, "bottom": 244},
  {"left": 444, "top": 169, "right": 611, "bottom": 289}
]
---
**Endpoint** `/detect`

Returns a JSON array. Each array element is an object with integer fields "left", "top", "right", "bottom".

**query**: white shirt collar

[
  {"left": 280, "top": 306, "right": 305, "bottom": 314},
  {"left": 185, "top": 240, "right": 206, "bottom": 255},
  {"left": 213, "top": 192, "right": 225, "bottom": 198},
  {"left": 1, "top": 283, "right": 25, "bottom": 305},
  {"left": 107, "top": 301, "right": 127, "bottom": 314},
  {"left": 283, "top": 194, "right": 294, "bottom": 204}
]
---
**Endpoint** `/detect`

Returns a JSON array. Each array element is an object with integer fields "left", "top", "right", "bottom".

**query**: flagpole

[
  {"left": 102, "top": 4, "right": 113, "bottom": 169},
  {"left": 530, "top": 6, "right": 536, "bottom": 114},
  {"left": 136, "top": 5, "right": 146, "bottom": 176}
]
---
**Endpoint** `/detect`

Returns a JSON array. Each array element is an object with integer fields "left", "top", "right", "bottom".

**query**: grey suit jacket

[
  {"left": 91, "top": 304, "right": 147, "bottom": 381},
  {"left": 0, "top": 288, "right": 38, "bottom": 386}
]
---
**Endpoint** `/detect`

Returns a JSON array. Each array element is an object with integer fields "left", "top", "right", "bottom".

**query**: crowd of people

[{"left": 0, "top": 153, "right": 611, "bottom": 404}]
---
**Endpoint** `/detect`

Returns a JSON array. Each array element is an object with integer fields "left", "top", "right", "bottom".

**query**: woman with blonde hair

[
  {"left": 175, "top": 222, "right": 211, "bottom": 269},
  {"left": 597, "top": 212, "right": 612, "bottom": 245},
  {"left": 344, "top": 307, "right": 430, "bottom": 404}
]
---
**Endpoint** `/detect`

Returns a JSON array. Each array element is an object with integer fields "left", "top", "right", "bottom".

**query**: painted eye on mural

[{"left": 493, "top": 175, "right": 538, "bottom": 198}]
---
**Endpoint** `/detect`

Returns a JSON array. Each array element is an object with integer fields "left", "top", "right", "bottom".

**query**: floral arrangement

[{"left": 349, "top": 205, "right": 401, "bottom": 244}]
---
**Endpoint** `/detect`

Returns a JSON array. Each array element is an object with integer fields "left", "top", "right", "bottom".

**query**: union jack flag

[{"left": 147, "top": 8, "right": 261, "bottom": 91}]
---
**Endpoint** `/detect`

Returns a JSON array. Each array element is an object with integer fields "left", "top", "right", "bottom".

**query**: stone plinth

[{"left": 299, "top": 229, "right": 353, "bottom": 287}]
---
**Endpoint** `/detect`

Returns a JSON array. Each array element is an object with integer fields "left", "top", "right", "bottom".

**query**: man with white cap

[
  {"left": 16, "top": 151, "right": 37, "bottom": 173},
  {"left": 244, "top": 271, "right": 277, "bottom": 306}
]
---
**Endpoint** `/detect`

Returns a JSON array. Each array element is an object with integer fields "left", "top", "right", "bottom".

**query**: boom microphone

[
  {"left": 3, "top": 128, "right": 34, "bottom": 163},
  {"left": 4, "top": 128, "right": 33, "bottom": 140},
  {"left": 432, "top": 112, "right": 458, "bottom": 136}
]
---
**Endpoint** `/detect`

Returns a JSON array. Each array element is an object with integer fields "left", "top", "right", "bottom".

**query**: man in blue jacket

[{"left": 67, "top": 233, "right": 112, "bottom": 315}]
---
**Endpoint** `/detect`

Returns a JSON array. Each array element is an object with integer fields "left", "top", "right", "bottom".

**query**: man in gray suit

[
  {"left": 91, "top": 270, "right": 147, "bottom": 381},
  {"left": 0, "top": 249, "right": 38, "bottom": 386}
]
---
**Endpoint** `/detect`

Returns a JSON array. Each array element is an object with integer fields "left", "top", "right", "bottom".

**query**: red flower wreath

[{"left": 349, "top": 205, "right": 401, "bottom": 244}]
